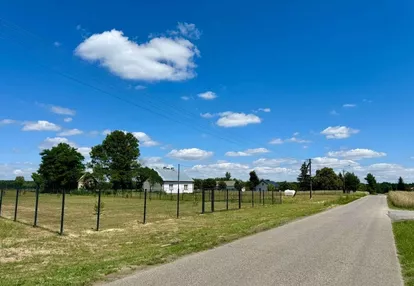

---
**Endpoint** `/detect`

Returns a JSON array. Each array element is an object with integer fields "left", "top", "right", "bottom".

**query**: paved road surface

[
  {"left": 389, "top": 209, "right": 414, "bottom": 222},
  {"left": 105, "top": 196, "right": 403, "bottom": 286}
]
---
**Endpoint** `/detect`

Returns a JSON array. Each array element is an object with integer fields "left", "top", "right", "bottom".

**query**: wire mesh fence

[{"left": 0, "top": 188, "right": 343, "bottom": 235}]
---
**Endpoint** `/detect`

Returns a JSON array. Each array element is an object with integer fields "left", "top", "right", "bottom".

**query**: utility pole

[
  {"left": 177, "top": 164, "right": 180, "bottom": 218},
  {"left": 343, "top": 169, "right": 346, "bottom": 193},
  {"left": 309, "top": 159, "right": 313, "bottom": 199}
]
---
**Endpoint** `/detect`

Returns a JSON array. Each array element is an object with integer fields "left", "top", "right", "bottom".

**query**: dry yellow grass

[{"left": 388, "top": 191, "right": 414, "bottom": 209}]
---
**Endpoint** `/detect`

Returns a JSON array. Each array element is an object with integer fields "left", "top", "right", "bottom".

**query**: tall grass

[{"left": 388, "top": 191, "right": 414, "bottom": 209}]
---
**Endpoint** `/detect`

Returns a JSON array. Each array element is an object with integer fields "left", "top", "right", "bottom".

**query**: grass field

[
  {"left": 0, "top": 191, "right": 364, "bottom": 285},
  {"left": 393, "top": 221, "right": 414, "bottom": 285},
  {"left": 388, "top": 191, "right": 414, "bottom": 210}
]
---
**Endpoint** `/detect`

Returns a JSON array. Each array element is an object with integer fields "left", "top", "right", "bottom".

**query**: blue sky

[{"left": 1, "top": 0, "right": 414, "bottom": 182}]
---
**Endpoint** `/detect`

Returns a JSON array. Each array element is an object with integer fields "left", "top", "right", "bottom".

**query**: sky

[{"left": 1, "top": 0, "right": 414, "bottom": 182}]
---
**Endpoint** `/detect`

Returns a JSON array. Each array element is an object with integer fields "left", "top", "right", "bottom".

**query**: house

[
  {"left": 255, "top": 179, "right": 278, "bottom": 192},
  {"left": 143, "top": 167, "right": 194, "bottom": 194}
]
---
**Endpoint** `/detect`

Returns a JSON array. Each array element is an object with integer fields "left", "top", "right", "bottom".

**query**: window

[
  {"left": 169, "top": 184, "right": 173, "bottom": 190},
  {"left": 184, "top": 185, "right": 188, "bottom": 191}
]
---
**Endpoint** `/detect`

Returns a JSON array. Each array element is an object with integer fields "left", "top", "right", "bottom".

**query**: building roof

[
  {"left": 215, "top": 180, "right": 236, "bottom": 187},
  {"left": 155, "top": 167, "right": 193, "bottom": 182},
  {"left": 260, "top": 179, "right": 279, "bottom": 187}
]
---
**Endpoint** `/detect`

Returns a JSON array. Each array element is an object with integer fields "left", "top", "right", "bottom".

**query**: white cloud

[
  {"left": 38, "top": 137, "right": 75, "bottom": 150},
  {"left": 256, "top": 108, "right": 271, "bottom": 113},
  {"left": 13, "top": 169, "right": 24, "bottom": 176},
  {"left": 54, "top": 41, "right": 61, "bottom": 47},
  {"left": 58, "top": 128, "right": 83, "bottom": 136},
  {"left": 198, "top": 91, "right": 217, "bottom": 100},
  {"left": 253, "top": 158, "right": 298, "bottom": 167},
  {"left": 225, "top": 148, "right": 270, "bottom": 157},
  {"left": 330, "top": 110, "right": 339, "bottom": 116},
  {"left": 77, "top": 147, "right": 91, "bottom": 157},
  {"left": 0, "top": 162, "right": 37, "bottom": 180},
  {"left": 321, "top": 126, "right": 359, "bottom": 139},
  {"left": 102, "top": 129, "right": 111, "bottom": 135},
  {"left": 327, "top": 148, "right": 386, "bottom": 160},
  {"left": 63, "top": 117, "right": 72, "bottom": 122},
  {"left": 343, "top": 103, "right": 356, "bottom": 108},
  {"left": 132, "top": 132, "right": 160, "bottom": 147},
  {"left": 0, "top": 119, "right": 17, "bottom": 125},
  {"left": 176, "top": 22, "right": 201, "bottom": 40},
  {"left": 216, "top": 112, "right": 261, "bottom": 127},
  {"left": 75, "top": 29, "right": 199, "bottom": 82},
  {"left": 22, "top": 120, "right": 61, "bottom": 131},
  {"left": 312, "top": 157, "right": 359, "bottom": 169},
  {"left": 269, "top": 138, "right": 284, "bottom": 145},
  {"left": 181, "top": 96, "right": 191, "bottom": 100},
  {"left": 167, "top": 148, "right": 213, "bottom": 160},
  {"left": 200, "top": 112, "right": 215, "bottom": 118},
  {"left": 50, "top": 105, "right": 76, "bottom": 116},
  {"left": 135, "top": 85, "right": 146, "bottom": 90},
  {"left": 188, "top": 161, "right": 250, "bottom": 179},
  {"left": 140, "top": 157, "right": 173, "bottom": 169}
]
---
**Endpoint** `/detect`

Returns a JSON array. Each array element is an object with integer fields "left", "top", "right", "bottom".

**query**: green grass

[
  {"left": 393, "top": 221, "right": 414, "bottom": 285},
  {"left": 0, "top": 192, "right": 364, "bottom": 286}
]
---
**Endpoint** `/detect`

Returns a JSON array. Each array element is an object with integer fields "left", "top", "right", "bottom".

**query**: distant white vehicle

[{"left": 284, "top": 189, "right": 296, "bottom": 196}]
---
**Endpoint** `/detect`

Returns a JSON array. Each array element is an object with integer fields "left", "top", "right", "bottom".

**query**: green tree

[
  {"left": 313, "top": 167, "right": 341, "bottom": 190},
  {"left": 338, "top": 172, "right": 344, "bottom": 193},
  {"left": 193, "top": 179, "right": 203, "bottom": 190},
  {"left": 15, "top": 176, "right": 25, "bottom": 190},
  {"left": 397, "top": 177, "right": 406, "bottom": 191},
  {"left": 90, "top": 130, "right": 140, "bottom": 190},
  {"left": 80, "top": 172, "right": 98, "bottom": 191},
  {"left": 365, "top": 173, "right": 377, "bottom": 194},
  {"left": 38, "top": 143, "right": 85, "bottom": 191},
  {"left": 268, "top": 184, "right": 276, "bottom": 192},
  {"left": 279, "top": 181, "right": 290, "bottom": 191},
  {"left": 297, "top": 162, "right": 310, "bottom": 191},
  {"left": 202, "top": 178, "right": 217, "bottom": 190},
  {"left": 218, "top": 180, "right": 227, "bottom": 190},
  {"left": 234, "top": 180, "right": 243, "bottom": 192},
  {"left": 148, "top": 169, "right": 163, "bottom": 190},
  {"left": 225, "top": 172, "right": 231, "bottom": 180},
  {"left": 249, "top": 171, "right": 260, "bottom": 191},
  {"left": 31, "top": 172, "right": 44, "bottom": 191},
  {"left": 135, "top": 167, "right": 152, "bottom": 190},
  {"left": 344, "top": 172, "right": 360, "bottom": 193}
]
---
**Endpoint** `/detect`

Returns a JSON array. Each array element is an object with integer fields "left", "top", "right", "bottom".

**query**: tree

[
  {"left": 397, "top": 177, "right": 406, "bottom": 191},
  {"left": 31, "top": 172, "right": 44, "bottom": 191},
  {"left": 279, "top": 181, "right": 290, "bottom": 191},
  {"left": 338, "top": 172, "right": 344, "bottom": 193},
  {"left": 218, "top": 180, "right": 227, "bottom": 190},
  {"left": 313, "top": 168, "right": 341, "bottom": 190},
  {"left": 344, "top": 172, "right": 360, "bottom": 193},
  {"left": 148, "top": 169, "right": 163, "bottom": 190},
  {"left": 225, "top": 172, "right": 231, "bottom": 180},
  {"left": 249, "top": 171, "right": 260, "bottom": 191},
  {"left": 38, "top": 143, "right": 85, "bottom": 191},
  {"left": 15, "top": 176, "right": 25, "bottom": 190},
  {"left": 193, "top": 179, "right": 203, "bottom": 190},
  {"left": 90, "top": 130, "right": 140, "bottom": 190},
  {"left": 135, "top": 167, "right": 152, "bottom": 190},
  {"left": 365, "top": 173, "right": 377, "bottom": 194},
  {"left": 202, "top": 178, "right": 217, "bottom": 190},
  {"left": 234, "top": 180, "right": 243, "bottom": 192},
  {"left": 80, "top": 172, "right": 98, "bottom": 191},
  {"left": 297, "top": 162, "right": 310, "bottom": 191}
]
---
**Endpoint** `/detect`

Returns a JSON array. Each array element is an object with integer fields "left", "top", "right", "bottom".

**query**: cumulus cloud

[
  {"left": 197, "top": 91, "right": 217, "bottom": 100},
  {"left": 216, "top": 112, "right": 261, "bottom": 127},
  {"left": 77, "top": 147, "right": 91, "bottom": 157},
  {"left": 50, "top": 105, "right": 76, "bottom": 116},
  {"left": 175, "top": 22, "right": 201, "bottom": 40},
  {"left": 269, "top": 137, "right": 310, "bottom": 144},
  {"left": 102, "top": 129, "right": 111, "bottom": 135},
  {"left": 255, "top": 108, "right": 271, "bottom": 113},
  {"left": 312, "top": 157, "right": 359, "bottom": 169},
  {"left": 167, "top": 148, "right": 213, "bottom": 160},
  {"left": 200, "top": 112, "right": 215, "bottom": 118},
  {"left": 327, "top": 148, "right": 386, "bottom": 160},
  {"left": 140, "top": 157, "right": 174, "bottom": 169},
  {"left": 321, "top": 126, "right": 359, "bottom": 139},
  {"left": 63, "top": 117, "right": 72, "bottom": 122},
  {"left": 132, "top": 132, "right": 160, "bottom": 147},
  {"left": 188, "top": 161, "right": 250, "bottom": 179},
  {"left": 0, "top": 162, "right": 37, "bottom": 180},
  {"left": 253, "top": 158, "right": 298, "bottom": 167},
  {"left": 38, "top": 137, "right": 75, "bottom": 150},
  {"left": 75, "top": 29, "right": 200, "bottom": 81},
  {"left": 58, "top": 128, "right": 83, "bottom": 136},
  {"left": 22, "top": 120, "right": 61, "bottom": 131},
  {"left": 269, "top": 138, "right": 284, "bottom": 145},
  {"left": 225, "top": 148, "right": 270, "bottom": 157}
]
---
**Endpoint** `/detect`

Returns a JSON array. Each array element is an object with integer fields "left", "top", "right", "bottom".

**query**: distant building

[
  {"left": 215, "top": 180, "right": 236, "bottom": 190},
  {"left": 255, "top": 179, "right": 278, "bottom": 192},
  {"left": 143, "top": 167, "right": 194, "bottom": 194}
]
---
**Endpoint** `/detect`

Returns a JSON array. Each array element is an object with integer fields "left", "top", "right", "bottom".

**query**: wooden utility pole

[{"left": 309, "top": 159, "right": 313, "bottom": 199}]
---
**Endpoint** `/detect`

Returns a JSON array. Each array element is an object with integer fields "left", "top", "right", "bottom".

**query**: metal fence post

[
  {"left": 272, "top": 189, "right": 274, "bottom": 204},
  {"left": 14, "top": 188, "right": 19, "bottom": 221},
  {"left": 59, "top": 189, "right": 66, "bottom": 235},
  {"left": 96, "top": 189, "right": 102, "bottom": 231},
  {"left": 226, "top": 189, "right": 229, "bottom": 210},
  {"left": 0, "top": 189, "right": 3, "bottom": 216},
  {"left": 263, "top": 191, "right": 265, "bottom": 206},
  {"left": 251, "top": 190, "right": 254, "bottom": 207},
  {"left": 280, "top": 190, "right": 283, "bottom": 204},
  {"left": 33, "top": 187, "right": 39, "bottom": 227},
  {"left": 143, "top": 188, "right": 147, "bottom": 224},
  {"left": 201, "top": 189, "right": 205, "bottom": 214},
  {"left": 211, "top": 189, "right": 215, "bottom": 212},
  {"left": 238, "top": 189, "right": 242, "bottom": 209}
]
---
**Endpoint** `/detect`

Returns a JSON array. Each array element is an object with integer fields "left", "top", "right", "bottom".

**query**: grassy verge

[
  {"left": 0, "top": 193, "right": 364, "bottom": 286},
  {"left": 388, "top": 191, "right": 414, "bottom": 210},
  {"left": 393, "top": 221, "right": 414, "bottom": 285}
]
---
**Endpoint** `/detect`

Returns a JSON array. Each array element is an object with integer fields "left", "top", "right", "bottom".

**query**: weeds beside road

[{"left": 388, "top": 191, "right": 414, "bottom": 210}]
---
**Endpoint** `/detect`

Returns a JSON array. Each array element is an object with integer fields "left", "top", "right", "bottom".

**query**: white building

[{"left": 143, "top": 167, "right": 194, "bottom": 194}]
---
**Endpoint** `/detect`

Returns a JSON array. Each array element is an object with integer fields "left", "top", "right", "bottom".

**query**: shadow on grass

[{"left": 0, "top": 215, "right": 59, "bottom": 235}]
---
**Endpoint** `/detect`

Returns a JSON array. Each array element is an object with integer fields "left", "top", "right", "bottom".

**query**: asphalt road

[{"left": 104, "top": 195, "right": 403, "bottom": 286}]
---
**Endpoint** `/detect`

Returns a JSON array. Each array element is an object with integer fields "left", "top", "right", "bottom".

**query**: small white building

[{"left": 143, "top": 167, "right": 194, "bottom": 194}]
